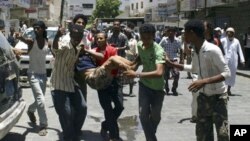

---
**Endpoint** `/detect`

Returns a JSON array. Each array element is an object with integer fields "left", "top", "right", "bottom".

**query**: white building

[{"left": 65, "top": 0, "right": 96, "bottom": 20}]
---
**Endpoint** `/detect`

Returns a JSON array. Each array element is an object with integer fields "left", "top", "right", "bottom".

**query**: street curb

[{"left": 236, "top": 71, "right": 250, "bottom": 78}]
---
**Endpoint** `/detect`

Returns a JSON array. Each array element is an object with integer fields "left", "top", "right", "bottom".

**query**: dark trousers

[
  {"left": 164, "top": 61, "right": 180, "bottom": 92},
  {"left": 139, "top": 82, "right": 165, "bottom": 141},
  {"left": 74, "top": 72, "right": 87, "bottom": 101},
  {"left": 51, "top": 86, "right": 87, "bottom": 141},
  {"left": 97, "top": 78, "right": 124, "bottom": 139},
  {"left": 196, "top": 93, "right": 229, "bottom": 141},
  {"left": 245, "top": 48, "right": 250, "bottom": 67}
]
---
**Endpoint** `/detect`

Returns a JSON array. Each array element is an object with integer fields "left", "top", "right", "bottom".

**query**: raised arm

[
  {"left": 53, "top": 25, "right": 65, "bottom": 50},
  {"left": 15, "top": 32, "right": 33, "bottom": 49}
]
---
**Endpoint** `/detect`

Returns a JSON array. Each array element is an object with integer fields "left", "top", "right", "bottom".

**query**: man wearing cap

[{"left": 221, "top": 27, "right": 245, "bottom": 95}]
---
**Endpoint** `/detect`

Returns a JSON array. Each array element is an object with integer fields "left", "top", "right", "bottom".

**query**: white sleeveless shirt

[{"left": 27, "top": 39, "right": 48, "bottom": 74}]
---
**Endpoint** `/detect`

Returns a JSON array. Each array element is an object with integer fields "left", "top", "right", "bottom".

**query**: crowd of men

[{"left": 1, "top": 13, "right": 250, "bottom": 141}]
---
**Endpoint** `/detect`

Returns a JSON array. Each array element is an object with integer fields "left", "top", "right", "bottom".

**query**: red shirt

[{"left": 95, "top": 45, "right": 118, "bottom": 76}]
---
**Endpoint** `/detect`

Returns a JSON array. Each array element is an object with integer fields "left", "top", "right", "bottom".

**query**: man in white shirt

[
  {"left": 165, "top": 19, "right": 230, "bottom": 141},
  {"left": 221, "top": 27, "right": 245, "bottom": 95}
]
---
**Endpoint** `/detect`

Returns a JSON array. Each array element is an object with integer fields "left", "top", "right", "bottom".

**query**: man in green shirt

[{"left": 124, "top": 24, "right": 165, "bottom": 141}]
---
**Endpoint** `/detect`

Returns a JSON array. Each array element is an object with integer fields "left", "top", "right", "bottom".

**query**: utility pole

[
  {"left": 60, "top": 0, "right": 65, "bottom": 25},
  {"left": 204, "top": 0, "right": 207, "bottom": 17}
]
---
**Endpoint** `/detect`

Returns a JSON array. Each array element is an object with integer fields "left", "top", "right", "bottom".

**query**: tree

[{"left": 93, "top": 0, "right": 121, "bottom": 19}]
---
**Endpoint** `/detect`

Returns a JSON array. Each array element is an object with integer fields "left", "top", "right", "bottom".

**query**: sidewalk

[{"left": 236, "top": 67, "right": 250, "bottom": 78}]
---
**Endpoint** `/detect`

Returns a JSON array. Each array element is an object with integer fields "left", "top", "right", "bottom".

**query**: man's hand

[
  {"left": 123, "top": 69, "right": 137, "bottom": 78},
  {"left": 14, "top": 32, "right": 22, "bottom": 39},
  {"left": 164, "top": 52, "right": 172, "bottom": 65},
  {"left": 188, "top": 79, "right": 206, "bottom": 93},
  {"left": 55, "top": 25, "right": 66, "bottom": 37}
]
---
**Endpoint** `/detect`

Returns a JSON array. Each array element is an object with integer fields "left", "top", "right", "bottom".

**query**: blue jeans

[
  {"left": 97, "top": 78, "right": 124, "bottom": 139},
  {"left": 51, "top": 86, "right": 87, "bottom": 140},
  {"left": 28, "top": 73, "right": 48, "bottom": 127},
  {"left": 139, "top": 82, "right": 165, "bottom": 141}
]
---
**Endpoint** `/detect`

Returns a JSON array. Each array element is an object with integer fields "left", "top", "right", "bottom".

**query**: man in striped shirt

[{"left": 50, "top": 24, "right": 87, "bottom": 141}]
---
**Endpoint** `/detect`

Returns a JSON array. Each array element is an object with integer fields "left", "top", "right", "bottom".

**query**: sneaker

[
  {"left": 38, "top": 127, "right": 47, "bottom": 136},
  {"left": 27, "top": 111, "right": 36, "bottom": 124}
]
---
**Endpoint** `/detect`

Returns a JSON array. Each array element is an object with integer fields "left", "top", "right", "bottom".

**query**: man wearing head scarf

[
  {"left": 221, "top": 27, "right": 245, "bottom": 95},
  {"left": 15, "top": 20, "right": 49, "bottom": 136}
]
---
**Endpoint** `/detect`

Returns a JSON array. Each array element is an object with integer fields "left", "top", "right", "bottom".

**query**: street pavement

[{"left": 2, "top": 71, "right": 250, "bottom": 141}]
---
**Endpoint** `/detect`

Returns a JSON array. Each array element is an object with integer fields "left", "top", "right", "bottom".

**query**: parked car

[
  {"left": 0, "top": 32, "right": 26, "bottom": 140},
  {"left": 14, "top": 27, "right": 58, "bottom": 84}
]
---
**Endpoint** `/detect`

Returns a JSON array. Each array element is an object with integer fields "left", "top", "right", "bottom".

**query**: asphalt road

[{"left": 2, "top": 71, "right": 250, "bottom": 141}]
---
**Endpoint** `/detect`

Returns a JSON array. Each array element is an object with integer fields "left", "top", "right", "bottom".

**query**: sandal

[{"left": 38, "top": 127, "right": 48, "bottom": 136}]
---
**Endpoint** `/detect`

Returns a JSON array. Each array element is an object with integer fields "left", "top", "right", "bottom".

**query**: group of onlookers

[{"left": 2, "top": 13, "right": 250, "bottom": 141}]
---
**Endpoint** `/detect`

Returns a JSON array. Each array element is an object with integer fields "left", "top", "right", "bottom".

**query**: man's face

[
  {"left": 34, "top": 26, "right": 44, "bottom": 36},
  {"left": 75, "top": 18, "right": 86, "bottom": 28},
  {"left": 184, "top": 30, "right": 193, "bottom": 44},
  {"left": 96, "top": 33, "right": 106, "bottom": 47},
  {"left": 227, "top": 31, "right": 234, "bottom": 38},
  {"left": 168, "top": 29, "right": 176, "bottom": 38},
  {"left": 70, "top": 31, "right": 83, "bottom": 46},
  {"left": 113, "top": 21, "right": 120, "bottom": 31},
  {"left": 140, "top": 33, "right": 154, "bottom": 46}
]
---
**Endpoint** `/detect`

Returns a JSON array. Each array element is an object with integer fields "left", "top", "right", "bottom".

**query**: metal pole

[
  {"left": 204, "top": 0, "right": 207, "bottom": 17},
  {"left": 60, "top": 0, "right": 65, "bottom": 25}
]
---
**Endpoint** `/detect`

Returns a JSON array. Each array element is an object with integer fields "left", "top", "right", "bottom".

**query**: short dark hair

[
  {"left": 167, "top": 26, "right": 176, "bottom": 32},
  {"left": 97, "top": 31, "right": 107, "bottom": 38},
  {"left": 139, "top": 24, "right": 156, "bottom": 35},
  {"left": 33, "top": 21, "right": 48, "bottom": 40},
  {"left": 72, "top": 14, "right": 88, "bottom": 24},
  {"left": 69, "top": 24, "right": 84, "bottom": 34},
  {"left": 184, "top": 19, "right": 205, "bottom": 39}
]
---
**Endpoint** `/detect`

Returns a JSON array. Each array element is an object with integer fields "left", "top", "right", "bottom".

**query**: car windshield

[{"left": 23, "top": 28, "right": 57, "bottom": 40}]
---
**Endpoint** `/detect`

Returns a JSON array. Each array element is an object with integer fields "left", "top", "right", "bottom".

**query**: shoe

[
  {"left": 172, "top": 91, "right": 178, "bottom": 96},
  {"left": 190, "top": 116, "right": 197, "bottom": 123},
  {"left": 172, "top": 88, "right": 178, "bottom": 96},
  {"left": 128, "top": 93, "right": 136, "bottom": 97},
  {"left": 228, "top": 91, "right": 232, "bottom": 96},
  {"left": 100, "top": 128, "right": 109, "bottom": 140},
  {"left": 27, "top": 111, "right": 36, "bottom": 124},
  {"left": 38, "top": 127, "right": 48, "bottom": 136},
  {"left": 166, "top": 92, "right": 170, "bottom": 95}
]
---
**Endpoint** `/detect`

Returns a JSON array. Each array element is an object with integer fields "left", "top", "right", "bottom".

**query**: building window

[
  {"left": 136, "top": 2, "right": 138, "bottom": 9},
  {"left": 141, "top": 1, "right": 143, "bottom": 9},
  {"left": 149, "top": 0, "right": 153, "bottom": 2},
  {"left": 131, "top": 3, "right": 134, "bottom": 10},
  {"left": 82, "top": 4, "right": 93, "bottom": 9}
]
